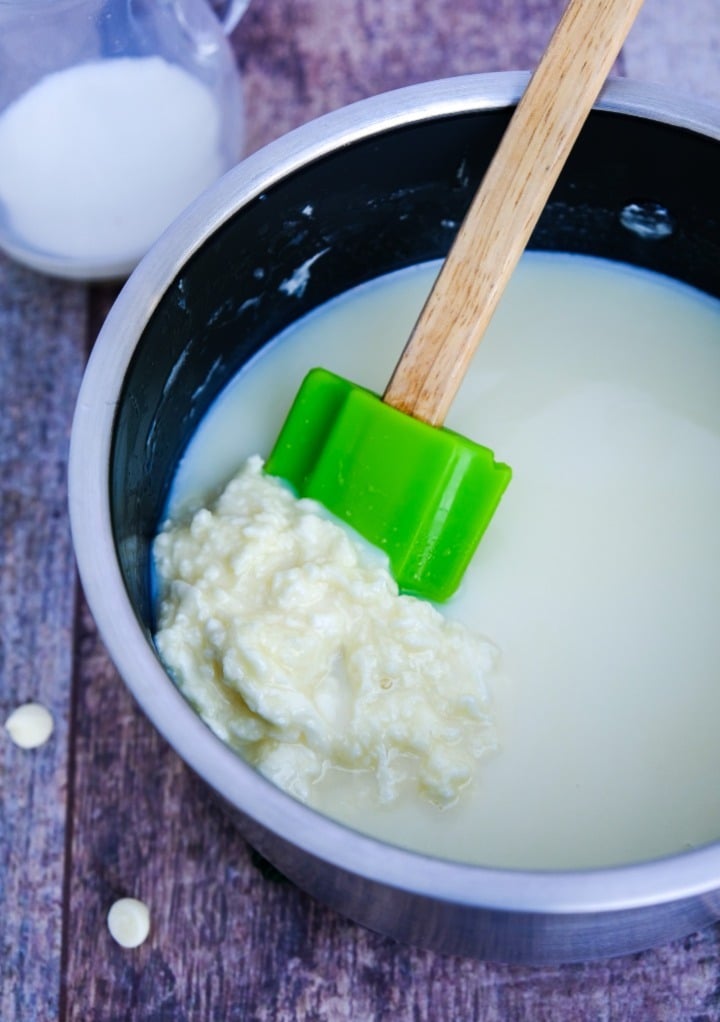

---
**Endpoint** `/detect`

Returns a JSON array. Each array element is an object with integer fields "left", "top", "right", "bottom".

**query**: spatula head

[{"left": 265, "top": 368, "right": 511, "bottom": 602}]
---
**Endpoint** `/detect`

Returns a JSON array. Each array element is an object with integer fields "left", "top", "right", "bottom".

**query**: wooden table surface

[{"left": 2, "top": 1, "right": 720, "bottom": 1019}]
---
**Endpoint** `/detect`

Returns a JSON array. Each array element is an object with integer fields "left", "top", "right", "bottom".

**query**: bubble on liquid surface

[{"left": 619, "top": 201, "right": 675, "bottom": 240}]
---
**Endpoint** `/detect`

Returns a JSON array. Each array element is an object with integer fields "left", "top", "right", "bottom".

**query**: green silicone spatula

[{"left": 266, "top": 0, "right": 645, "bottom": 602}]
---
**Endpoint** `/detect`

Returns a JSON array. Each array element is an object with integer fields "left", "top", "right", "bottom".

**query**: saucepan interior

[{"left": 70, "top": 73, "right": 720, "bottom": 963}]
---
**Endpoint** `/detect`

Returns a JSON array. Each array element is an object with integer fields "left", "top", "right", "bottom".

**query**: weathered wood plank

[
  {"left": 234, "top": 0, "right": 570, "bottom": 154},
  {"left": 0, "top": 256, "right": 86, "bottom": 1021}
]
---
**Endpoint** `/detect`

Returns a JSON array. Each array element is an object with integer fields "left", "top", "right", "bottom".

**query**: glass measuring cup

[{"left": 0, "top": 0, "right": 250, "bottom": 280}]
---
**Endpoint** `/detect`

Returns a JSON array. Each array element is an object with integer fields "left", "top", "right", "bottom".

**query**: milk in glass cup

[{"left": 0, "top": 0, "right": 249, "bottom": 279}]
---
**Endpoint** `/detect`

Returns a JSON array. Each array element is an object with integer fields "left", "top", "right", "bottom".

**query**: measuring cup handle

[{"left": 215, "top": 0, "right": 252, "bottom": 33}]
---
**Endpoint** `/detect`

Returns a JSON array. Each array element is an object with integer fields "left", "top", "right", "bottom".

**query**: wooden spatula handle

[{"left": 383, "top": 0, "right": 645, "bottom": 427}]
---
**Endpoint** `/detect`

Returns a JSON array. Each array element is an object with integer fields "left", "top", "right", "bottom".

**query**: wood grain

[
  {"left": 0, "top": 259, "right": 86, "bottom": 1021},
  {"left": 1, "top": 0, "right": 720, "bottom": 1019},
  {"left": 233, "top": 0, "right": 570, "bottom": 154}
]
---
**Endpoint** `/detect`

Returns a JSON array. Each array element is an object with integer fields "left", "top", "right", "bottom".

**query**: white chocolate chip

[
  {"left": 107, "top": 897, "right": 151, "bottom": 949},
  {"left": 4, "top": 702, "right": 54, "bottom": 749}
]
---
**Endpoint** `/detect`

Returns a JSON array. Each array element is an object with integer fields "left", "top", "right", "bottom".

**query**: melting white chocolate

[{"left": 154, "top": 457, "right": 498, "bottom": 806}]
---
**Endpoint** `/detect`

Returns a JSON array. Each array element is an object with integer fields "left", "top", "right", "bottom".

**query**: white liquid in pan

[{"left": 167, "top": 252, "right": 720, "bottom": 870}]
